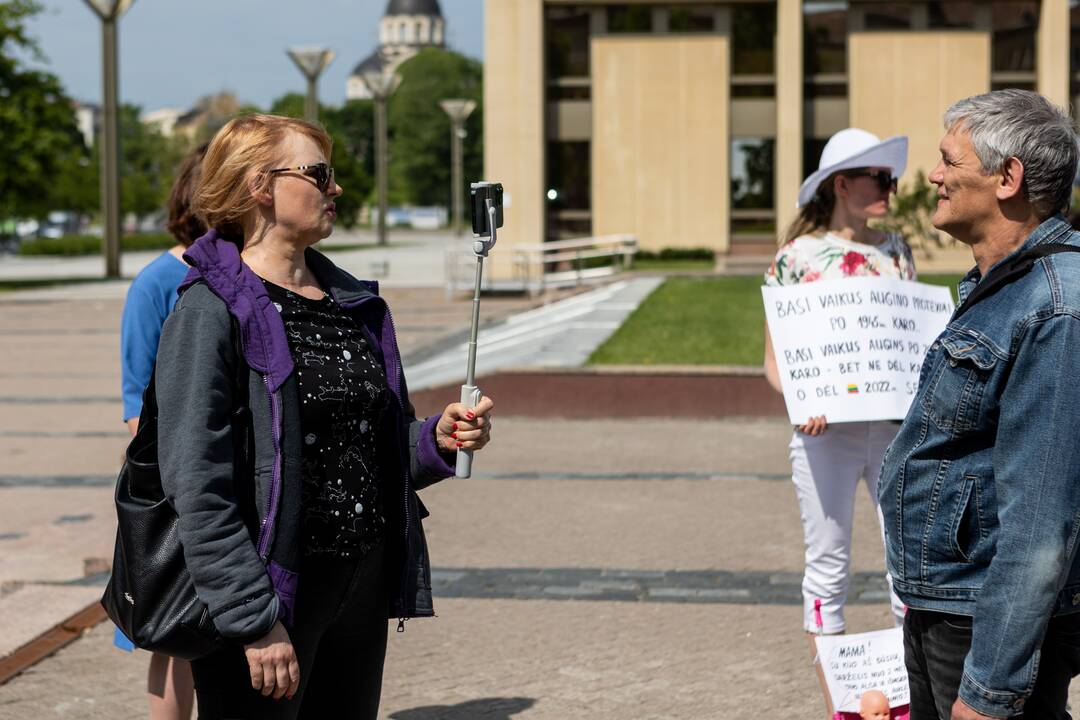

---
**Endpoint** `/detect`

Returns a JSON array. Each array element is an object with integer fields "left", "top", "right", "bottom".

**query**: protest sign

[
  {"left": 816, "top": 627, "right": 909, "bottom": 713},
  {"left": 762, "top": 277, "right": 953, "bottom": 424}
]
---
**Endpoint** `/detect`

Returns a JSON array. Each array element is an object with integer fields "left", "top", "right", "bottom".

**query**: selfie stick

[{"left": 456, "top": 188, "right": 499, "bottom": 479}]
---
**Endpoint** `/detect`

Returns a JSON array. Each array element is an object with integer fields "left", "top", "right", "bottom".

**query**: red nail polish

[
  {"left": 452, "top": 423, "right": 458, "bottom": 431},
  {"left": 456, "top": 442, "right": 463, "bottom": 448},
  {"left": 451, "top": 432, "right": 457, "bottom": 439},
  {"left": 466, "top": 412, "right": 475, "bottom": 420}
]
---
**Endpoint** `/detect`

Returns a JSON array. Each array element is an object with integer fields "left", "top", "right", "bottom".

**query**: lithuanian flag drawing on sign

[{"left": 847, "top": 384, "right": 859, "bottom": 395}]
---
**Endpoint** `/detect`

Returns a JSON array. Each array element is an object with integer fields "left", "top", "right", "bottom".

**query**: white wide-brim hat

[{"left": 797, "top": 128, "right": 908, "bottom": 208}]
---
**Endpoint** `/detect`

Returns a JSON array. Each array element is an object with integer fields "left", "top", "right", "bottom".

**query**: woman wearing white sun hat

[{"left": 763, "top": 128, "right": 912, "bottom": 712}]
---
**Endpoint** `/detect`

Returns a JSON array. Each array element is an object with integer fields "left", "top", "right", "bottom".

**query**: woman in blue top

[{"left": 119, "top": 143, "right": 206, "bottom": 720}]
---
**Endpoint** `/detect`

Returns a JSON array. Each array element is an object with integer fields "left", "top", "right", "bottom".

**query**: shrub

[
  {"left": 18, "top": 233, "right": 174, "bottom": 256},
  {"left": 635, "top": 247, "right": 715, "bottom": 261}
]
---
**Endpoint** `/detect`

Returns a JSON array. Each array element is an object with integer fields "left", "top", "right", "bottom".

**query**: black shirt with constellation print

[{"left": 263, "top": 279, "right": 390, "bottom": 558}]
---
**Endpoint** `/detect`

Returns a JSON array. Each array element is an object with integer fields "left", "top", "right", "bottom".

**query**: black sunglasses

[
  {"left": 266, "top": 163, "right": 335, "bottom": 193},
  {"left": 844, "top": 169, "right": 898, "bottom": 194}
]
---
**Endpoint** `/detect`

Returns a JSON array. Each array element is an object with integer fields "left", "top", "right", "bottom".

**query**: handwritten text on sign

[
  {"left": 762, "top": 278, "right": 954, "bottom": 424},
  {"left": 816, "top": 628, "right": 909, "bottom": 712}
]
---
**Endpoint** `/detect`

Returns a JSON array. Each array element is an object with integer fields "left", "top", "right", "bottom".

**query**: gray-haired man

[{"left": 878, "top": 90, "right": 1080, "bottom": 719}]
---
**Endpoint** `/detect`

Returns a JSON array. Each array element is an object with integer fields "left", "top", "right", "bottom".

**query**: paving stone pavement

[{"left": 3, "top": 283, "right": 1078, "bottom": 718}]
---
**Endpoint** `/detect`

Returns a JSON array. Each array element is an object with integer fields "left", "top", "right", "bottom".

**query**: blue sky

[{"left": 25, "top": 0, "right": 484, "bottom": 111}]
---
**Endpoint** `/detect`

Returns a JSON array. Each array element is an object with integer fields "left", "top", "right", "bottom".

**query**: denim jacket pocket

[
  {"left": 950, "top": 475, "right": 987, "bottom": 564},
  {"left": 923, "top": 334, "right": 999, "bottom": 435}
]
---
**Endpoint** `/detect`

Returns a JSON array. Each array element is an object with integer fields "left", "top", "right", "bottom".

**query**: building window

[
  {"left": 926, "top": 1, "right": 976, "bottom": 29},
  {"left": 991, "top": 1, "right": 1038, "bottom": 85},
  {"left": 732, "top": 138, "right": 775, "bottom": 211},
  {"left": 608, "top": 5, "right": 653, "bottom": 33},
  {"left": 732, "top": 4, "right": 775, "bottom": 74},
  {"left": 803, "top": 138, "right": 830, "bottom": 182},
  {"left": 732, "top": 138, "right": 776, "bottom": 241},
  {"left": 546, "top": 6, "right": 591, "bottom": 80},
  {"left": 863, "top": 3, "right": 911, "bottom": 29},
  {"left": 732, "top": 3, "right": 776, "bottom": 97},
  {"left": 805, "top": 1, "right": 847, "bottom": 75},
  {"left": 805, "top": 1, "right": 847, "bottom": 99},
  {"left": 547, "top": 141, "right": 592, "bottom": 240},
  {"left": 668, "top": 5, "right": 715, "bottom": 32}
]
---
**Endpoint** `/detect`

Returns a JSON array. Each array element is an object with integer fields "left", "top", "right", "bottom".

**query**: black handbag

[{"left": 102, "top": 323, "right": 251, "bottom": 660}]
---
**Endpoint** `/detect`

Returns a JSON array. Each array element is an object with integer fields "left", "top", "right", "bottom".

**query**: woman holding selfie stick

[
  {"left": 763, "top": 128, "right": 912, "bottom": 715},
  {"left": 154, "top": 114, "right": 493, "bottom": 718}
]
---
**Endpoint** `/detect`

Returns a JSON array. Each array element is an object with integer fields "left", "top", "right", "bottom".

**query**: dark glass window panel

[
  {"left": 731, "top": 138, "right": 776, "bottom": 210},
  {"left": 732, "top": 83, "right": 776, "bottom": 98},
  {"left": 804, "top": 82, "right": 848, "bottom": 98},
  {"left": 992, "top": 2, "right": 1038, "bottom": 73},
  {"left": 546, "top": 7, "right": 591, "bottom": 78},
  {"left": 549, "top": 85, "right": 592, "bottom": 100},
  {"left": 804, "top": 1, "right": 847, "bottom": 75},
  {"left": 669, "top": 6, "right": 715, "bottom": 32},
  {"left": 546, "top": 141, "right": 591, "bottom": 211},
  {"left": 608, "top": 5, "right": 653, "bottom": 33},
  {"left": 927, "top": 2, "right": 976, "bottom": 29},
  {"left": 991, "top": 80, "right": 1036, "bottom": 91},
  {"left": 803, "top": 138, "right": 830, "bottom": 181},
  {"left": 733, "top": 4, "right": 776, "bottom": 74},
  {"left": 864, "top": 4, "right": 911, "bottom": 29}
]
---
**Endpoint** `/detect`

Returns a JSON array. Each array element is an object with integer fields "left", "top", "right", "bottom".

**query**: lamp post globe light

[
  {"left": 286, "top": 47, "right": 335, "bottom": 123},
  {"left": 439, "top": 100, "right": 476, "bottom": 237},
  {"left": 361, "top": 70, "right": 402, "bottom": 248},
  {"left": 81, "top": 0, "right": 136, "bottom": 279}
]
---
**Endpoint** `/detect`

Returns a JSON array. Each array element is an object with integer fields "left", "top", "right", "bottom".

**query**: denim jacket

[{"left": 879, "top": 215, "right": 1080, "bottom": 717}]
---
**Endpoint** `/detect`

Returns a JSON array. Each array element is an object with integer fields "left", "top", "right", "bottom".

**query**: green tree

[
  {"left": 117, "top": 105, "right": 184, "bottom": 218},
  {"left": 0, "top": 0, "right": 88, "bottom": 224},
  {"left": 387, "top": 48, "right": 483, "bottom": 207}
]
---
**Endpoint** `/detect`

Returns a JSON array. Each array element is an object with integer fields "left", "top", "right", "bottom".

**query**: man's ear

[
  {"left": 249, "top": 172, "right": 273, "bottom": 207},
  {"left": 997, "top": 156, "right": 1025, "bottom": 202}
]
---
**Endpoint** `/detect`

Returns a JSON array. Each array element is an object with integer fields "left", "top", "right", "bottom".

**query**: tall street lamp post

[
  {"left": 362, "top": 71, "right": 402, "bottom": 247},
  {"left": 81, "top": 0, "right": 135, "bottom": 279},
  {"left": 439, "top": 100, "right": 477, "bottom": 237},
  {"left": 286, "top": 47, "right": 335, "bottom": 124}
]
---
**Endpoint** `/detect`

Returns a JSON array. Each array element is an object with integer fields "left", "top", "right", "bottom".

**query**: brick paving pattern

[{"left": 2, "top": 281, "right": 1076, "bottom": 718}]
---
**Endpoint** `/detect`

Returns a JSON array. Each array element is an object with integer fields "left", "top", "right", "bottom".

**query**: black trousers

[
  {"left": 192, "top": 543, "right": 389, "bottom": 720},
  {"left": 904, "top": 608, "right": 1080, "bottom": 720}
]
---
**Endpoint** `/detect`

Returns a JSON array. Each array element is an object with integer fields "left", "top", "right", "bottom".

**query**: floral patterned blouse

[{"left": 764, "top": 231, "right": 917, "bottom": 287}]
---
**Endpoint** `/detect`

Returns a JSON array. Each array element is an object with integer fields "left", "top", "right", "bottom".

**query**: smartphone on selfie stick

[{"left": 456, "top": 182, "right": 503, "bottom": 479}]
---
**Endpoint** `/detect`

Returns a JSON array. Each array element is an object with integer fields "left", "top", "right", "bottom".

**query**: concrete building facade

[{"left": 484, "top": 0, "right": 1074, "bottom": 267}]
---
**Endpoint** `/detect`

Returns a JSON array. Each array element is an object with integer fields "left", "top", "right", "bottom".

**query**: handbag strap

[{"left": 953, "top": 243, "right": 1080, "bottom": 321}]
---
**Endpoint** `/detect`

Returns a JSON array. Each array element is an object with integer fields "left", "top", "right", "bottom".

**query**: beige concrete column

[
  {"left": 483, "top": 0, "right": 545, "bottom": 281},
  {"left": 775, "top": 0, "right": 803, "bottom": 241},
  {"left": 1038, "top": 0, "right": 1070, "bottom": 108}
]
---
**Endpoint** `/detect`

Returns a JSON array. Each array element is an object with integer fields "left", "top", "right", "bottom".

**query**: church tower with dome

[{"left": 346, "top": 0, "right": 445, "bottom": 100}]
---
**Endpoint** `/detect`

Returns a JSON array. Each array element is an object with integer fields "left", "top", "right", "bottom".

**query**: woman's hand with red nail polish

[{"left": 434, "top": 395, "right": 495, "bottom": 454}]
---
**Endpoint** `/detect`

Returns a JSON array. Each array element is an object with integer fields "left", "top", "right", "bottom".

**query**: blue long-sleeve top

[{"left": 120, "top": 251, "right": 189, "bottom": 421}]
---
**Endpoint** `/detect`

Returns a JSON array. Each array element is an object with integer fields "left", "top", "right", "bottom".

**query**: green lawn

[{"left": 587, "top": 274, "right": 962, "bottom": 366}]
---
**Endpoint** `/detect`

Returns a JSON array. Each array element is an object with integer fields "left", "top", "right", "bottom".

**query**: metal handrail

[{"left": 445, "top": 234, "right": 637, "bottom": 297}]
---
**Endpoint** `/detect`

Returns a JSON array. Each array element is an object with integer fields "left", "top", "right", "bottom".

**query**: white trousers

[{"left": 789, "top": 421, "right": 905, "bottom": 633}]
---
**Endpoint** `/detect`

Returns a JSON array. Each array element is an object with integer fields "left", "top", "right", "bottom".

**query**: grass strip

[{"left": 588, "top": 274, "right": 963, "bottom": 367}]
